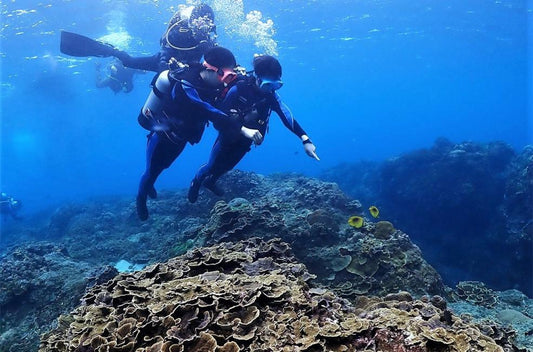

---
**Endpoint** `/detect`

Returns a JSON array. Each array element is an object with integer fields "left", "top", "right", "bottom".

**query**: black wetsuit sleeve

[
  {"left": 218, "top": 85, "right": 240, "bottom": 112},
  {"left": 180, "top": 82, "right": 240, "bottom": 132},
  {"left": 271, "top": 92, "right": 307, "bottom": 137}
]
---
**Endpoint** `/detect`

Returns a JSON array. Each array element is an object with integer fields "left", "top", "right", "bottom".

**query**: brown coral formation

[
  {"left": 40, "top": 238, "right": 507, "bottom": 352},
  {"left": 200, "top": 198, "right": 286, "bottom": 244},
  {"left": 306, "top": 222, "right": 446, "bottom": 298},
  {"left": 373, "top": 220, "right": 395, "bottom": 239},
  {"left": 452, "top": 281, "right": 499, "bottom": 308},
  {"left": 0, "top": 241, "right": 117, "bottom": 351},
  {"left": 194, "top": 178, "right": 445, "bottom": 298}
]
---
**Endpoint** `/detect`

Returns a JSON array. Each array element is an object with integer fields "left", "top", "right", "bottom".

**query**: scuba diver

[
  {"left": 60, "top": 3, "right": 217, "bottom": 73},
  {"left": 135, "top": 46, "right": 262, "bottom": 221},
  {"left": 0, "top": 192, "right": 22, "bottom": 220},
  {"left": 187, "top": 55, "right": 319, "bottom": 203},
  {"left": 95, "top": 59, "right": 137, "bottom": 94}
]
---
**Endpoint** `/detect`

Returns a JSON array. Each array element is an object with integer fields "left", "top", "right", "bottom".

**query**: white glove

[
  {"left": 241, "top": 126, "right": 263, "bottom": 145},
  {"left": 303, "top": 140, "right": 320, "bottom": 160}
]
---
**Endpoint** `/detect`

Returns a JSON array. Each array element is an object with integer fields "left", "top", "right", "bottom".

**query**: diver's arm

[
  {"left": 180, "top": 81, "right": 229, "bottom": 122},
  {"left": 272, "top": 93, "right": 319, "bottom": 160},
  {"left": 271, "top": 93, "right": 306, "bottom": 136},
  {"left": 180, "top": 80, "right": 224, "bottom": 115},
  {"left": 219, "top": 85, "right": 263, "bottom": 144},
  {"left": 180, "top": 82, "right": 260, "bottom": 142}
]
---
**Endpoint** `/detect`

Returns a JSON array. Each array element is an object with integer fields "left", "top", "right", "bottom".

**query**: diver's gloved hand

[
  {"left": 241, "top": 126, "right": 263, "bottom": 145},
  {"left": 302, "top": 136, "right": 320, "bottom": 161}
]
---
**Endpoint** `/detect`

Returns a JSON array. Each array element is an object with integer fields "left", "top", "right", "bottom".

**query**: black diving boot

[
  {"left": 188, "top": 177, "right": 202, "bottom": 203},
  {"left": 136, "top": 194, "right": 149, "bottom": 221},
  {"left": 203, "top": 176, "right": 224, "bottom": 196}
]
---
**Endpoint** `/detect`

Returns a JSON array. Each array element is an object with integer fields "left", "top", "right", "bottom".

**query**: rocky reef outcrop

[
  {"left": 501, "top": 145, "right": 533, "bottom": 249},
  {"left": 25, "top": 171, "right": 447, "bottom": 300},
  {"left": 0, "top": 242, "right": 117, "bottom": 351},
  {"left": 39, "top": 238, "right": 514, "bottom": 352},
  {"left": 199, "top": 194, "right": 445, "bottom": 298},
  {"left": 449, "top": 281, "right": 533, "bottom": 350},
  {"left": 1, "top": 169, "right": 530, "bottom": 351},
  {"left": 321, "top": 139, "right": 532, "bottom": 296}
]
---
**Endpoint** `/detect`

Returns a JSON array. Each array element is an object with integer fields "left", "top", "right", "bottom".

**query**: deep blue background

[{"left": 1, "top": 0, "right": 530, "bottom": 215}]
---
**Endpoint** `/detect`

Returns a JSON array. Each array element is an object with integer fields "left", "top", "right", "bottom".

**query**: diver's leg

[
  {"left": 203, "top": 139, "right": 252, "bottom": 196},
  {"left": 137, "top": 133, "right": 186, "bottom": 220},
  {"left": 116, "top": 53, "right": 162, "bottom": 73},
  {"left": 188, "top": 136, "right": 223, "bottom": 203}
]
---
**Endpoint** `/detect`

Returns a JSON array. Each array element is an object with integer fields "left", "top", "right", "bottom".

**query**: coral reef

[
  {"left": 200, "top": 197, "right": 287, "bottom": 244},
  {"left": 40, "top": 238, "right": 512, "bottom": 352},
  {"left": 192, "top": 175, "right": 445, "bottom": 298},
  {"left": 302, "top": 221, "right": 446, "bottom": 298},
  {"left": 449, "top": 285, "right": 533, "bottom": 350},
  {"left": 1, "top": 170, "right": 530, "bottom": 352},
  {"left": 321, "top": 139, "right": 532, "bottom": 296},
  {"left": 0, "top": 242, "right": 116, "bottom": 351},
  {"left": 501, "top": 145, "right": 533, "bottom": 255},
  {"left": 377, "top": 140, "right": 515, "bottom": 272},
  {"left": 451, "top": 281, "right": 499, "bottom": 308},
  {"left": 44, "top": 192, "right": 213, "bottom": 265}
]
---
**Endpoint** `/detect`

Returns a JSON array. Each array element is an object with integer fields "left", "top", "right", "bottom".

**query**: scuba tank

[
  {"left": 138, "top": 70, "right": 173, "bottom": 132},
  {"left": 137, "top": 68, "right": 190, "bottom": 144}
]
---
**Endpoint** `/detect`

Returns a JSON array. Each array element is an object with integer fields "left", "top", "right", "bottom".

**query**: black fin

[{"left": 60, "top": 30, "right": 116, "bottom": 58}]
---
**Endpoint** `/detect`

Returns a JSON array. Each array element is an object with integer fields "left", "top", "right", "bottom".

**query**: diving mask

[
  {"left": 258, "top": 77, "right": 283, "bottom": 92},
  {"left": 203, "top": 61, "right": 237, "bottom": 84}
]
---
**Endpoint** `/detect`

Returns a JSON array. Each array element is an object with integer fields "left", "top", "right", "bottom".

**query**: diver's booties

[
  {"left": 136, "top": 194, "right": 149, "bottom": 221},
  {"left": 203, "top": 176, "right": 224, "bottom": 197},
  {"left": 188, "top": 177, "right": 202, "bottom": 203}
]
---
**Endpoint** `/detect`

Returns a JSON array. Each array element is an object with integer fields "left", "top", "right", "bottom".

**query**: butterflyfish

[
  {"left": 369, "top": 205, "right": 379, "bottom": 218},
  {"left": 348, "top": 216, "right": 364, "bottom": 228}
]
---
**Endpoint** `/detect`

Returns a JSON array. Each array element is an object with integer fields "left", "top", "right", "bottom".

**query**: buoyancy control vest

[
  {"left": 139, "top": 63, "right": 223, "bottom": 144},
  {"left": 229, "top": 76, "right": 272, "bottom": 135}
]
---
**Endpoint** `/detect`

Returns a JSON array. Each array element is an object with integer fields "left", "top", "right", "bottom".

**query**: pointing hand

[{"left": 304, "top": 142, "right": 320, "bottom": 161}]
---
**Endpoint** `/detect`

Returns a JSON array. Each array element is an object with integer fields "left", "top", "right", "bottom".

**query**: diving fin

[{"left": 60, "top": 30, "right": 117, "bottom": 58}]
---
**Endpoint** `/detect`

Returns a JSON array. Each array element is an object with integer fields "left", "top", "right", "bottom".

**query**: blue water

[{"left": 0, "top": 0, "right": 531, "bottom": 215}]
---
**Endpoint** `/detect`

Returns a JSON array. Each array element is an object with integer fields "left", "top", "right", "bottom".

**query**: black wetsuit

[
  {"left": 193, "top": 76, "right": 307, "bottom": 185},
  {"left": 137, "top": 64, "right": 238, "bottom": 205}
]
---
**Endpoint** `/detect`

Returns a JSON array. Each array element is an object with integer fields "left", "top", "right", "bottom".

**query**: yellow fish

[
  {"left": 348, "top": 216, "right": 364, "bottom": 228},
  {"left": 369, "top": 206, "right": 379, "bottom": 218}
]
